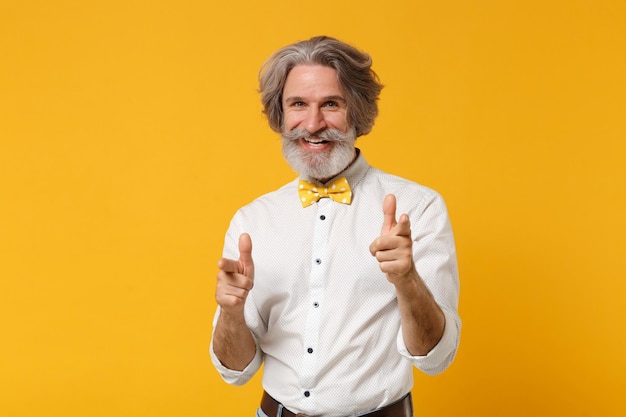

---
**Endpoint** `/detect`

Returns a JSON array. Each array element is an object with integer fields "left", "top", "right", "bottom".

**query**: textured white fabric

[{"left": 210, "top": 150, "right": 461, "bottom": 417}]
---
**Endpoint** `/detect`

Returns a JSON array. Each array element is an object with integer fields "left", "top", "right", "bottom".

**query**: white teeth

[{"left": 304, "top": 138, "right": 327, "bottom": 144}]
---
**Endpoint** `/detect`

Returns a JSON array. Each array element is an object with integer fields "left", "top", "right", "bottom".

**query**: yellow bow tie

[{"left": 298, "top": 177, "right": 352, "bottom": 207}]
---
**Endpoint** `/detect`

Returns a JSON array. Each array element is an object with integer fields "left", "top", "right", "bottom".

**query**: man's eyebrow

[
  {"left": 323, "top": 95, "right": 347, "bottom": 103},
  {"left": 284, "top": 95, "right": 347, "bottom": 104}
]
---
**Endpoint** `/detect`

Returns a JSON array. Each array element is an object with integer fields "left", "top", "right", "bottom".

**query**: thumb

[
  {"left": 238, "top": 233, "right": 254, "bottom": 277},
  {"left": 381, "top": 194, "right": 397, "bottom": 235}
]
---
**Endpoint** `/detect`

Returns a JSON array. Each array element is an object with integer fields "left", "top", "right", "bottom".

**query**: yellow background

[{"left": 1, "top": 0, "right": 625, "bottom": 416}]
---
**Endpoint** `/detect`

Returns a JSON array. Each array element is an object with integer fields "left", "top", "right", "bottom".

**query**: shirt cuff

[
  {"left": 209, "top": 336, "right": 263, "bottom": 386},
  {"left": 397, "top": 307, "right": 460, "bottom": 375}
]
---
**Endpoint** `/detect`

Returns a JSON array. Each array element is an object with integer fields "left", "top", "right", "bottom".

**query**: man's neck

[{"left": 313, "top": 149, "right": 360, "bottom": 184}]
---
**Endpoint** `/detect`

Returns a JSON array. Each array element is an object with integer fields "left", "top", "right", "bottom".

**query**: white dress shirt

[{"left": 210, "top": 150, "right": 461, "bottom": 417}]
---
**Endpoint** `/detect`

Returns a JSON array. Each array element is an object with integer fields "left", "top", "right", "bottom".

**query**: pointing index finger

[
  {"left": 217, "top": 233, "right": 254, "bottom": 278},
  {"left": 217, "top": 257, "right": 239, "bottom": 273},
  {"left": 395, "top": 213, "right": 412, "bottom": 237}
]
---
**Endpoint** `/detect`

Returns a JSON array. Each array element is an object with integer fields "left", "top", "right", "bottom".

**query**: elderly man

[{"left": 210, "top": 36, "right": 461, "bottom": 417}]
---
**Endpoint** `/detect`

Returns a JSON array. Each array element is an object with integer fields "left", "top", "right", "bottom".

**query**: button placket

[{"left": 299, "top": 198, "right": 334, "bottom": 408}]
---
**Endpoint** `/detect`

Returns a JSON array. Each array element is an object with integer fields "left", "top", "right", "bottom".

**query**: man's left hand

[{"left": 369, "top": 194, "right": 416, "bottom": 285}]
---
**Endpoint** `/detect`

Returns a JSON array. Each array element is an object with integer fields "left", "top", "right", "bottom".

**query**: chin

[
  {"left": 282, "top": 139, "right": 356, "bottom": 180},
  {"left": 281, "top": 126, "right": 357, "bottom": 180}
]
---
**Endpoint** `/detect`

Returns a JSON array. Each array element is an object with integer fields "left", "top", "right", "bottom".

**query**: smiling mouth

[{"left": 303, "top": 137, "right": 329, "bottom": 145}]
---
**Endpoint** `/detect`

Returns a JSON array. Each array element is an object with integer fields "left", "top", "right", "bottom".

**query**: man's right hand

[
  {"left": 216, "top": 233, "right": 255, "bottom": 316},
  {"left": 213, "top": 233, "right": 257, "bottom": 371}
]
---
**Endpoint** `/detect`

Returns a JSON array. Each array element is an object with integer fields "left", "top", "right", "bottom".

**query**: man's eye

[
  {"left": 293, "top": 101, "right": 305, "bottom": 107},
  {"left": 324, "top": 101, "right": 338, "bottom": 107}
]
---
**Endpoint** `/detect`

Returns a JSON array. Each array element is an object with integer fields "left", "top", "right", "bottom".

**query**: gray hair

[{"left": 259, "top": 36, "right": 384, "bottom": 137}]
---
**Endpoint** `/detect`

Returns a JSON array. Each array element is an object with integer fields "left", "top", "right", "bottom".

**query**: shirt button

[
  {"left": 315, "top": 258, "right": 321, "bottom": 265},
  {"left": 313, "top": 302, "right": 319, "bottom": 308},
  {"left": 307, "top": 347, "right": 313, "bottom": 354},
  {"left": 320, "top": 215, "right": 326, "bottom": 220},
  {"left": 304, "top": 391, "right": 310, "bottom": 397}
]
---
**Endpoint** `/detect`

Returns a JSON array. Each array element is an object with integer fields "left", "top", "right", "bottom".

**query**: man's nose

[{"left": 304, "top": 108, "right": 327, "bottom": 133}]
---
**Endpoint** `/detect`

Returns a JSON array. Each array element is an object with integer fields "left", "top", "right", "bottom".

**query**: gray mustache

[{"left": 282, "top": 128, "right": 346, "bottom": 142}]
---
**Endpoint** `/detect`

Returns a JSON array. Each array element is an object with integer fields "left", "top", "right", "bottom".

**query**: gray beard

[{"left": 281, "top": 127, "right": 357, "bottom": 182}]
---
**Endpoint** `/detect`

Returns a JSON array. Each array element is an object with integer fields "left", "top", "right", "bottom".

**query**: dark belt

[{"left": 260, "top": 391, "right": 412, "bottom": 417}]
